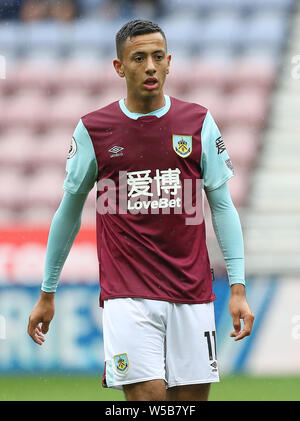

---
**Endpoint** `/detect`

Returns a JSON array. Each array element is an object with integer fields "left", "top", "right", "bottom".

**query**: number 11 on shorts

[{"left": 204, "top": 330, "right": 217, "bottom": 361}]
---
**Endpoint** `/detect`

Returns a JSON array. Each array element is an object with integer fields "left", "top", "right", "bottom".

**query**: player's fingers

[
  {"left": 27, "top": 317, "right": 37, "bottom": 339},
  {"left": 230, "top": 314, "right": 241, "bottom": 337},
  {"left": 35, "top": 327, "right": 45, "bottom": 342},
  {"left": 27, "top": 319, "right": 43, "bottom": 345},
  {"left": 244, "top": 313, "right": 255, "bottom": 331},
  {"left": 41, "top": 321, "right": 50, "bottom": 334},
  {"left": 231, "top": 312, "right": 254, "bottom": 340},
  {"left": 233, "top": 314, "right": 254, "bottom": 341},
  {"left": 233, "top": 327, "right": 252, "bottom": 341}
]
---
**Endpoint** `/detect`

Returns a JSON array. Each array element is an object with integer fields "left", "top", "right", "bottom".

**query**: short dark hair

[{"left": 116, "top": 19, "right": 167, "bottom": 59}]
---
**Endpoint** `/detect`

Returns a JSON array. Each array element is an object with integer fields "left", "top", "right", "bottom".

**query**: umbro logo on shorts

[
  {"left": 210, "top": 361, "right": 218, "bottom": 372},
  {"left": 109, "top": 146, "right": 124, "bottom": 157}
]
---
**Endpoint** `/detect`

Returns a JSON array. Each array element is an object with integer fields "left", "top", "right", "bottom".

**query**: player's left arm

[
  {"left": 201, "top": 109, "right": 254, "bottom": 341},
  {"left": 206, "top": 182, "right": 255, "bottom": 341}
]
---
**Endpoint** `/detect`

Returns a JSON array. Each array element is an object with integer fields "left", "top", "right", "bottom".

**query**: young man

[{"left": 28, "top": 19, "right": 254, "bottom": 401}]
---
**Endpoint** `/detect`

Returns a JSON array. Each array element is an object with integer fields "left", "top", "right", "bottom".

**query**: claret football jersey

[{"left": 63, "top": 95, "right": 234, "bottom": 306}]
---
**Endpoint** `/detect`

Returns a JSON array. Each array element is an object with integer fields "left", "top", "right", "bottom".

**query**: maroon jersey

[{"left": 66, "top": 95, "right": 234, "bottom": 306}]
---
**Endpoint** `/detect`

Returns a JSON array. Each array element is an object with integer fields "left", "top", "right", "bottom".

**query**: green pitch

[{"left": 0, "top": 375, "right": 299, "bottom": 401}]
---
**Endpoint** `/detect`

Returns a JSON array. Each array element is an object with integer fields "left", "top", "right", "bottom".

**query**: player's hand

[
  {"left": 27, "top": 291, "right": 55, "bottom": 345},
  {"left": 229, "top": 284, "right": 254, "bottom": 341}
]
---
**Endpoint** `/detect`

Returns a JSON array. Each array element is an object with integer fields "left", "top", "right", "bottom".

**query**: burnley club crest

[
  {"left": 173, "top": 135, "right": 192, "bottom": 158},
  {"left": 114, "top": 353, "right": 129, "bottom": 374}
]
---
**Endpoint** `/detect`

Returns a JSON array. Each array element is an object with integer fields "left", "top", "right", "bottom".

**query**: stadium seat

[
  {"left": 0, "top": 169, "right": 27, "bottom": 208},
  {"left": 25, "top": 167, "right": 65, "bottom": 207},
  {"left": 223, "top": 128, "right": 260, "bottom": 169},
  {"left": 0, "top": 132, "right": 38, "bottom": 168},
  {"left": 47, "top": 92, "right": 100, "bottom": 127},
  {"left": 1, "top": 93, "right": 50, "bottom": 129},
  {"left": 188, "top": 59, "right": 232, "bottom": 91},
  {"left": 32, "top": 131, "right": 71, "bottom": 167},
  {"left": 224, "top": 88, "right": 269, "bottom": 128},
  {"left": 10, "top": 59, "right": 56, "bottom": 92},
  {"left": 200, "top": 15, "right": 245, "bottom": 49},
  {"left": 18, "top": 21, "right": 71, "bottom": 54},
  {"left": 225, "top": 58, "right": 276, "bottom": 92},
  {"left": 243, "top": 14, "right": 287, "bottom": 47},
  {"left": 53, "top": 59, "right": 105, "bottom": 93},
  {"left": 71, "top": 19, "right": 119, "bottom": 53},
  {"left": 227, "top": 168, "right": 250, "bottom": 207},
  {"left": 20, "top": 205, "right": 56, "bottom": 225},
  {"left": 184, "top": 87, "right": 225, "bottom": 124}
]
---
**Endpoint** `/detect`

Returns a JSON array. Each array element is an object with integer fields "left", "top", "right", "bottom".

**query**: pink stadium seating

[
  {"left": 184, "top": 87, "right": 225, "bottom": 125},
  {"left": 9, "top": 60, "right": 56, "bottom": 92},
  {"left": 222, "top": 127, "right": 261, "bottom": 169},
  {"left": 47, "top": 92, "right": 99, "bottom": 127},
  {"left": 225, "top": 58, "right": 276, "bottom": 91},
  {"left": 53, "top": 60, "right": 104, "bottom": 93},
  {"left": 1, "top": 93, "right": 50, "bottom": 129},
  {"left": 224, "top": 88, "right": 269, "bottom": 128},
  {"left": 25, "top": 167, "right": 65, "bottom": 207},
  {"left": 33, "top": 129, "right": 72, "bottom": 166},
  {"left": 0, "top": 169, "right": 27, "bottom": 208},
  {"left": 0, "top": 133, "right": 37, "bottom": 167},
  {"left": 188, "top": 59, "right": 232, "bottom": 91},
  {"left": 227, "top": 167, "right": 250, "bottom": 207}
]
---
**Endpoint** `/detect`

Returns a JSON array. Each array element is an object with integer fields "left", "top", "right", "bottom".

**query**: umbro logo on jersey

[{"left": 109, "top": 146, "right": 124, "bottom": 158}]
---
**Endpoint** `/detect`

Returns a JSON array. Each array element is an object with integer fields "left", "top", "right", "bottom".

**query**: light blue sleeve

[
  {"left": 201, "top": 110, "right": 234, "bottom": 192},
  {"left": 205, "top": 182, "right": 245, "bottom": 286},
  {"left": 41, "top": 191, "right": 89, "bottom": 292},
  {"left": 63, "top": 119, "right": 98, "bottom": 194}
]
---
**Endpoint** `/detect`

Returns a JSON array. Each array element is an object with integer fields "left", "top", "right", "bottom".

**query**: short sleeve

[
  {"left": 201, "top": 110, "right": 234, "bottom": 191},
  {"left": 63, "top": 119, "right": 98, "bottom": 194}
]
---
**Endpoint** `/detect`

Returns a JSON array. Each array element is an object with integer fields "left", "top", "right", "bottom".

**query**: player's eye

[
  {"left": 156, "top": 55, "right": 163, "bottom": 60},
  {"left": 134, "top": 56, "right": 144, "bottom": 62}
]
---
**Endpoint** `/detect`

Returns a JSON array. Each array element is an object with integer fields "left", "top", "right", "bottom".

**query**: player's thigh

[
  {"left": 102, "top": 298, "right": 166, "bottom": 390},
  {"left": 166, "top": 383, "right": 211, "bottom": 401},
  {"left": 124, "top": 379, "right": 166, "bottom": 401},
  {"left": 165, "top": 301, "right": 219, "bottom": 388}
]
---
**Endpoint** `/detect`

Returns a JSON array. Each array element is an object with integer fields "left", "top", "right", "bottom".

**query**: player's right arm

[{"left": 27, "top": 120, "right": 98, "bottom": 345}]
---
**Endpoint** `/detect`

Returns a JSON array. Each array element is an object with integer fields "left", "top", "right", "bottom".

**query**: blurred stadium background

[{"left": 0, "top": 0, "right": 300, "bottom": 401}]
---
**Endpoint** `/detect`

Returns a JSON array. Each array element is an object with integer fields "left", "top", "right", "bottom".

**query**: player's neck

[{"left": 124, "top": 92, "right": 165, "bottom": 114}]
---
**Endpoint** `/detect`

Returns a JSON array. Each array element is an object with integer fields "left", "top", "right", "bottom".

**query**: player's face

[{"left": 116, "top": 32, "right": 171, "bottom": 99}]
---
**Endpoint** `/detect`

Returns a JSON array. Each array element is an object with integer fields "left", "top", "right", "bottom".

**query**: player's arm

[
  {"left": 205, "top": 183, "right": 254, "bottom": 341},
  {"left": 201, "top": 110, "right": 254, "bottom": 341},
  {"left": 27, "top": 191, "right": 88, "bottom": 344},
  {"left": 27, "top": 120, "right": 98, "bottom": 345}
]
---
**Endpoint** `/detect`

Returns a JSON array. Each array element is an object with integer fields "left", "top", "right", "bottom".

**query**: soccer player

[{"left": 28, "top": 19, "right": 254, "bottom": 401}]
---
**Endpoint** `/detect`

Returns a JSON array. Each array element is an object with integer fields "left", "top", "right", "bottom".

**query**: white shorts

[{"left": 102, "top": 298, "right": 220, "bottom": 390}]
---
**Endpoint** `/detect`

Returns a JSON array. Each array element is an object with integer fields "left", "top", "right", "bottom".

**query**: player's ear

[
  {"left": 166, "top": 54, "right": 171, "bottom": 75},
  {"left": 113, "top": 59, "right": 125, "bottom": 78}
]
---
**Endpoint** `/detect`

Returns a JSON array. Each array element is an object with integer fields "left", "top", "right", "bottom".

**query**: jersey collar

[{"left": 119, "top": 95, "right": 171, "bottom": 120}]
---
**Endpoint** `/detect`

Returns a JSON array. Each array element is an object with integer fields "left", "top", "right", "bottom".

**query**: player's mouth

[{"left": 143, "top": 77, "right": 159, "bottom": 91}]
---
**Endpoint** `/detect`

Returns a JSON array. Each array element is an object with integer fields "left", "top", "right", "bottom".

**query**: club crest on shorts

[
  {"left": 173, "top": 135, "right": 192, "bottom": 158},
  {"left": 113, "top": 353, "right": 129, "bottom": 374}
]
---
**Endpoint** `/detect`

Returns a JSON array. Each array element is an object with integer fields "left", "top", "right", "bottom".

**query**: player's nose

[{"left": 145, "top": 57, "right": 156, "bottom": 74}]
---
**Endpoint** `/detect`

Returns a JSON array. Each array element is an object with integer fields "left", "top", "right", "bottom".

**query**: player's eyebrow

[{"left": 131, "top": 49, "right": 165, "bottom": 57}]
